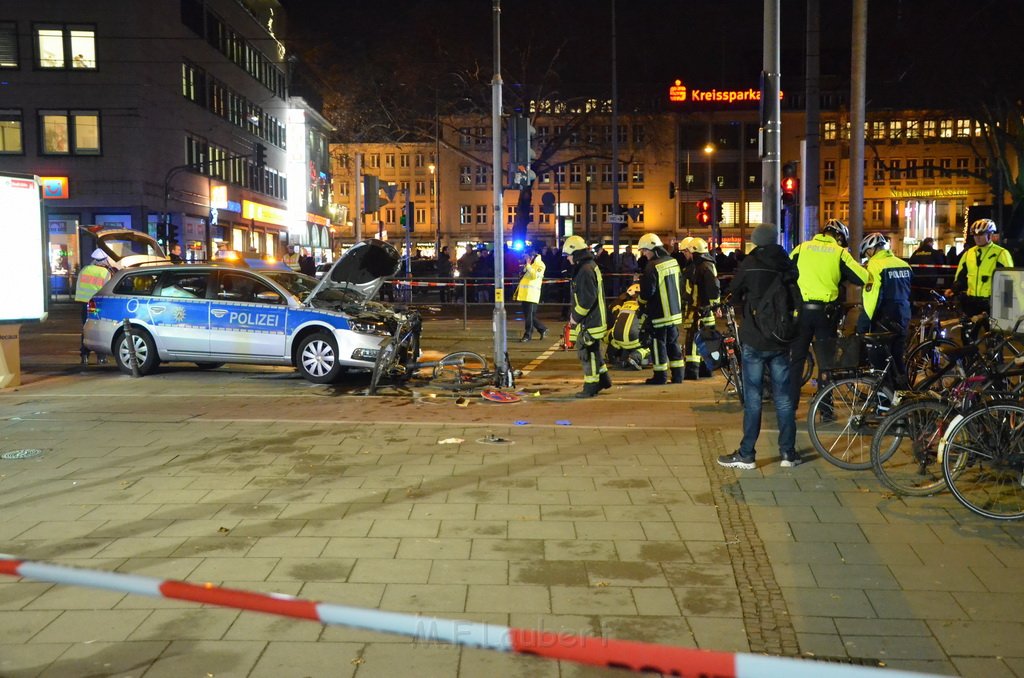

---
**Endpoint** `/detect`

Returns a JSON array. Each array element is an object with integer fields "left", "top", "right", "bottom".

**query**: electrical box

[{"left": 991, "top": 268, "right": 1024, "bottom": 334}]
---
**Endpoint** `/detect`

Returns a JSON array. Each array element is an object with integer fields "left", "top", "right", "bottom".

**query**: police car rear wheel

[
  {"left": 114, "top": 329, "right": 159, "bottom": 376},
  {"left": 297, "top": 331, "right": 342, "bottom": 384}
]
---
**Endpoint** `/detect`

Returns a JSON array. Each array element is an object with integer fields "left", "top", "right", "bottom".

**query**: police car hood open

[
  {"left": 306, "top": 238, "right": 401, "bottom": 306},
  {"left": 82, "top": 226, "right": 169, "bottom": 270}
]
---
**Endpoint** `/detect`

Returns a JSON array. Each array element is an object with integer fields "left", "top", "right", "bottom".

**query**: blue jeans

[{"left": 739, "top": 344, "right": 797, "bottom": 459}]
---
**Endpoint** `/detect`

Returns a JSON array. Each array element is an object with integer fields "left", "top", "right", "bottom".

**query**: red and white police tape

[{"left": 0, "top": 557, "right": 938, "bottom": 677}]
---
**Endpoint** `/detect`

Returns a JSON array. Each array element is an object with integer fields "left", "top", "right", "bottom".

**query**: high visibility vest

[
  {"left": 74, "top": 264, "right": 111, "bottom": 303},
  {"left": 642, "top": 255, "right": 683, "bottom": 327},
  {"left": 863, "top": 250, "right": 912, "bottom": 320},
  {"left": 791, "top": 234, "right": 866, "bottom": 302},
  {"left": 955, "top": 242, "right": 1013, "bottom": 298},
  {"left": 513, "top": 256, "right": 545, "bottom": 304},
  {"left": 610, "top": 298, "right": 643, "bottom": 349}
]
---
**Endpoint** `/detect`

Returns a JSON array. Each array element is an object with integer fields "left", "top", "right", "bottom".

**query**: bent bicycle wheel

[
  {"left": 431, "top": 351, "right": 490, "bottom": 391},
  {"left": 871, "top": 398, "right": 948, "bottom": 496},
  {"left": 369, "top": 337, "right": 400, "bottom": 395},
  {"left": 807, "top": 376, "right": 895, "bottom": 470},
  {"left": 941, "top": 402, "right": 1024, "bottom": 520}
]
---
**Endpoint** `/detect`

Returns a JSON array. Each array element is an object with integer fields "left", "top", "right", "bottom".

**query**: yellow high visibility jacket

[
  {"left": 790, "top": 233, "right": 867, "bottom": 302},
  {"left": 513, "top": 255, "right": 545, "bottom": 304},
  {"left": 74, "top": 264, "right": 111, "bottom": 303},
  {"left": 954, "top": 242, "right": 1013, "bottom": 298},
  {"left": 640, "top": 252, "right": 683, "bottom": 327}
]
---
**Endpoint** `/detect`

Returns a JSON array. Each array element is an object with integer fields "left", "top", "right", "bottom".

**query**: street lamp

[{"left": 428, "top": 163, "right": 440, "bottom": 256}]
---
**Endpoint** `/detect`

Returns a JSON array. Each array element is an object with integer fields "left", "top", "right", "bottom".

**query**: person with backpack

[
  {"left": 718, "top": 225, "right": 801, "bottom": 469},
  {"left": 857, "top": 233, "right": 913, "bottom": 387},
  {"left": 788, "top": 219, "right": 868, "bottom": 408}
]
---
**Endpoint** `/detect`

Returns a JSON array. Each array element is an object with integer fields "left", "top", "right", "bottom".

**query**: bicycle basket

[
  {"left": 696, "top": 330, "right": 726, "bottom": 370},
  {"left": 817, "top": 335, "right": 863, "bottom": 371}
]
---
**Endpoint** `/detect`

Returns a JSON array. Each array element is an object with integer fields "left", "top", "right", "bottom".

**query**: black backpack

[{"left": 750, "top": 271, "right": 802, "bottom": 343}]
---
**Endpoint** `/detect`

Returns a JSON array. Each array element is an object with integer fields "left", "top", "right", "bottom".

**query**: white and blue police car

[{"left": 83, "top": 233, "right": 406, "bottom": 384}]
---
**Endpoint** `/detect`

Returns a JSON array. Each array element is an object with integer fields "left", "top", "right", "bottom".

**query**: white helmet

[
  {"left": 91, "top": 248, "right": 108, "bottom": 261},
  {"left": 561, "top": 235, "right": 588, "bottom": 256},
  {"left": 689, "top": 237, "right": 709, "bottom": 254},
  {"left": 822, "top": 219, "right": 850, "bottom": 246},
  {"left": 970, "top": 218, "right": 997, "bottom": 236},
  {"left": 860, "top": 232, "right": 890, "bottom": 258},
  {"left": 637, "top": 233, "right": 663, "bottom": 250}
]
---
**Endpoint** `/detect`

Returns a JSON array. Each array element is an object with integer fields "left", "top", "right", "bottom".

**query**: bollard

[{"left": 121, "top": 318, "right": 141, "bottom": 378}]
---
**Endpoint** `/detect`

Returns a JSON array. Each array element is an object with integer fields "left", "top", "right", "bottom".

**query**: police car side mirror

[{"left": 255, "top": 291, "right": 282, "bottom": 303}]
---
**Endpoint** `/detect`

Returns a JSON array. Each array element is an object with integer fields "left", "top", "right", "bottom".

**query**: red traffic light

[
  {"left": 782, "top": 177, "right": 798, "bottom": 194},
  {"left": 696, "top": 197, "right": 712, "bottom": 226},
  {"left": 696, "top": 199, "right": 711, "bottom": 212},
  {"left": 697, "top": 212, "right": 712, "bottom": 225}
]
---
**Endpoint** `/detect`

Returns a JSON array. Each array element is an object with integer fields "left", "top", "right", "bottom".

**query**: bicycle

[{"left": 368, "top": 309, "right": 422, "bottom": 395}]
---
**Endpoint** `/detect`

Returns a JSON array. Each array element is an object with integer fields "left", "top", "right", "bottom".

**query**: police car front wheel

[{"left": 296, "top": 331, "right": 343, "bottom": 384}]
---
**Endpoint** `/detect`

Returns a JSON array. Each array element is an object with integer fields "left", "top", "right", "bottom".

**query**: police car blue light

[{"left": 83, "top": 235, "right": 408, "bottom": 384}]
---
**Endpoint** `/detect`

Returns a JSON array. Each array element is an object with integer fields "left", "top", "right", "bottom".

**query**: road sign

[{"left": 608, "top": 214, "right": 627, "bottom": 224}]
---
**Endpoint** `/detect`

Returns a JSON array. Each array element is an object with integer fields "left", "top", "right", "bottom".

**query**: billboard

[{"left": 0, "top": 173, "right": 49, "bottom": 322}]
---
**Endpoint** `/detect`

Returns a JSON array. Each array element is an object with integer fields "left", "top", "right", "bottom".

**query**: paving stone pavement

[{"left": 0, "top": 311, "right": 1022, "bottom": 676}]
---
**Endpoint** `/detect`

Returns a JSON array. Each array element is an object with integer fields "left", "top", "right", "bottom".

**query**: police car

[{"left": 82, "top": 234, "right": 406, "bottom": 384}]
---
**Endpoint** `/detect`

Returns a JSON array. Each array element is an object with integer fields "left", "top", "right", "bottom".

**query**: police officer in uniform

[
  {"left": 858, "top": 233, "right": 913, "bottom": 386},
  {"left": 682, "top": 237, "right": 721, "bottom": 380},
  {"left": 948, "top": 218, "right": 1014, "bottom": 319},
  {"left": 789, "top": 219, "right": 868, "bottom": 407},
  {"left": 563, "top": 235, "right": 610, "bottom": 398},
  {"left": 637, "top": 233, "right": 685, "bottom": 384},
  {"left": 75, "top": 248, "right": 114, "bottom": 365}
]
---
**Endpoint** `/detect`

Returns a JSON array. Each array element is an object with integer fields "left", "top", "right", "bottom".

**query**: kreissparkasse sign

[{"left": 668, "top": 79, "right": 783, "bottom": 107}]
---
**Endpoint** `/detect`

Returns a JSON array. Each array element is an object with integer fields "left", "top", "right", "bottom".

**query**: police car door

[
  {"left": 209, "top": 271, "right": 288, "bottom": 357},
  {"left": 150, "top": 269, "right": 213, "bottom": 356}
]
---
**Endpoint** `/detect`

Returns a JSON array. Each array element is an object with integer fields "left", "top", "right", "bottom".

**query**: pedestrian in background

[
  {"left": 718, "top": 225, "right": 800, "bottom": 469},
  {"left": 436, "top": 245, "right": 453, "bottom": 302},
  {"left": 562, "top": 236, "right": 610, "bottom": 398},
  {"left": 169, "top": 242, "right": 184, "bottom": 263},
  {"left": 514, "top": 245, "right": 548, "bottom": 342},
  {"left": 75, "top": 249, "right": 114, "bottom": 365}
]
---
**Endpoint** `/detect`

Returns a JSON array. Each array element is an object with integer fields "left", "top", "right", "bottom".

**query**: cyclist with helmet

[
  {"left": 858, "top": 233, "right": 913, "bottom": 385},
  {"left": 789, "top": 219, "right": 869, "bottom": 407},
  {"left": 682, "top": 237, "right": 721, "bottom": 380},
  {"left": 637, "top": 233, "right": 685, "bottom": 384},
  {"left": 948, "top": 219, "right": 1014, "bottom": 318},
  {"left": 562, "top": 235, "right": 611, "bottom": 398}
]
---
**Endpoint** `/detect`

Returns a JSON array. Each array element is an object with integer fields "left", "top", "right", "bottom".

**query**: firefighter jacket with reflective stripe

[
  {"left": 74, "top": 264, "right": 111, "bottom": 303},
  {"left": 685, "top": 253, "right": 720, "bottom": 327},
  {"left": 863, "top": 250, "right": 912, "bottom": 326},
  {"left": 609, "top": 297, "right": 643, "bottom": 349},
  {"left": 954, "top": 242, "right": 1013, "bottom": 299},
  {"left": 569, "top": 251, "right": 608, "bottom": 341},
  {"left": 639, "top": 249, "right": 683, "bottom": 327},
  {"left": 513, "top": 255, "right": 545, "bottom": 304},
  {"left": 790, "top": 233, "right": 868, "bottom": 302}
]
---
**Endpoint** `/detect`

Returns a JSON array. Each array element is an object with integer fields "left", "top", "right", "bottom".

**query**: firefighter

[
  {"left": 74, "top": 248, "right": 114, "bottom": 365},
  {"left": 682, "top": 237, "right": 721, "bottom": 380},
  {"left": 562, "top": 235, "right": 610, "bottom": 398},
  {"left": 607, "top": 283, "right": 650, "bottom": 370},
  {"left": 637, "top": 233, "right": 685, "bottom": 384}
]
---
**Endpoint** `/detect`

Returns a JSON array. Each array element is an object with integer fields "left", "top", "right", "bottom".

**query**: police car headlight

[
  {"left": 351, "top": 348, "right": 379, "bottom": 361},
  {"left": 352, "top": 321, "right": 388, "bottom": 336}
]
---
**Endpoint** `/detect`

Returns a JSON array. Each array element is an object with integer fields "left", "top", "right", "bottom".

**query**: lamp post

[
  {"left": 704, "top": 142, "right": 717, "bottom": 246},
  {"left": 429, "top": 163, "right": 440, "bottom": 256}
]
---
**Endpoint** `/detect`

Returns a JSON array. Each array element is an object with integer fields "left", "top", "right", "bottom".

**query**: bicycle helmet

[
  {"left": 859, "top": 232, "right": 890, "bottom": 258},
  {"left": 637, "top": 233, "right": 663, "bottom": 250},
  {"left": 969, "top": 218, "right": 997, "bottom": 236},
  {"left": 561, "top": 235, "right": 588, "bottom": 256},
  {"left": 822, "top": 219, "right": 850, "bottom": 246}
]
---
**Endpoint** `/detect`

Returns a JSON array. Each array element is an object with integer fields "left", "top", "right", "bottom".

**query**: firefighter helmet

[
  {"left": 637, "top": 233, "right": 663, "bottom": 250},
  {"left": 561, "top": 235, "right": 588, "bottom": 256},
  {"left": 689, "top": 237, "right": 709, "bottom": 254}
]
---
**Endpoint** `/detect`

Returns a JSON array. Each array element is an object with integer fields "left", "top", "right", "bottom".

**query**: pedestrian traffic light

[
  {"left": 363, "top": 175, "right": 386, "bottom": 214},
  {"left": 696, "top": 197, "right": 712, "bottom": 226},
  {"left": 781, "top": 176, "right": 798, "bottom": 205},
  {"left": 254, "top": 143, "right": 266, "bottom": 168}
]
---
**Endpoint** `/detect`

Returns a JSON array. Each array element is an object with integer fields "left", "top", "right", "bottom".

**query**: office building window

[
  {"left": 975, "top": 157, "right": 986, "bottom": 175},
  {"left": 555, "top": 165, "right": 566, "bottom": 186},
  {"left": 889, "top": 159, "right": 901, "bottom": 182},
  {"left": 823, "top": 201, "right": 835, "bottom": 220},
  {"left": 631, "top": 163, "right": 644, "bottom": 185},
  {"left": 630, "top": 203, "right": 644, "bottom": 223},
  {"left": 823, "top": 160, "right": 836, "bottom": 183},
  {"left": 873, "top": 159, "right": 885, "bottom": 182},
  {"left": 400, "top": 154, "right": 410, "bottom": 168},
  {"left": 475, "top": 205, "right": 488, "bottom": 224},
  {"left": 338, "top": 181, "right": 349, "bottom": 197},
  {"left": 39, "top": 109, "right": 100, "bottom": 155},
  {"left": 459, "top": 165, "right": 471, "bottom": 185},
  {"left": 617, "top": 124, "right": 627, "bottom": 143},
  {"left": 569, "top": 164, "right": 581, "bottom": 184},
  {"left": 906, "top": 119, "right": 920, "bottom": 141},
  {"left": 460, "top": 205, "right": 472, "bottom": 224},
  {"left": 939, "top": 120, "right": 953, "bottom": 139},
  {"left": 474, "top": 165, "right": 488, "bottom": 186},
  {"left": 840, "top": 201, "right": 849, "bottom": 221},
  {"left": 823, "top": 121, "right": 837, "bottom": 141},
  {"left": 415, "top": 207, "right": 426, "bottom": 226},
  {"left": 459, "top": 128, "right": 472, "bottom": 146},
  {"left": 385, "top": 208, "right": 395, "bottom": 225},
  {"left": 871, "top": 121, "right": 886, "bottom": 140},
  {"left": 0, "top": 110, "right": 22, "bottom": 154},
  {"left": 956, "top": 157, "right": 969, "bottom": 175},
  {"left": 923, "top": 159, "right": 935, "bottom": 179},
  {"left": 0, "top": 22, "right": 17, "bottom": 68},
  {"left": 415, "top": 153, "right": 424, "bottom": 167},
  {"left": 368, "top": 154, "right": 379, "bottom": 168},
  {"left": 906, "top": 158, "right": 918, "bottom": 180},
  {"left": 939, "top": 158, "right": 951, "bottom": 175},
  {"left": 618, "top": 164, "right": 628, "bottom": 184},
  {"left": 415, "top": 180, "right": 426, "bottom": 196},
  {"left": 890, "top": 119, "right": 904, "bottom": 142},
  {"left": 35, "top": 24, "right": 96, "bottom": 69},
  {"left": 632, "top": 124, "right": 645, "bottom": 145},
  {"left": 384, "top": 153, "right": 394, "bottom": 168},
  {"left": 871, "top": 200, "right": 884, "bottom": 223},
  {"left": 956, "top": 119, "right": 972, "bottom": 138},
  {"left": 923, "top": 120, "right": 937, "bottom": 139},
  {"left": 601, "top": 204, "right": 613, "bottom": 223}
]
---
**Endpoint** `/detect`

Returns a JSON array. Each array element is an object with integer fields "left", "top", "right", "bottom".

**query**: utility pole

[
  {"left": 490, "top": 0, "right": 509, "bottom": 385},
  {"left": 610, "top": 0, "right": 621, "bottom": 279},
  {"left": 803, "top": 0, "right": 821, "bottom": 245},
  {"left": 849, "top": 0, "right": 868, "bottom": 256},
  {"left": 761, "top": 0, "right": 781, "bottom": 242},
  {"left": 354, "top": 153, "right": 363, "bottom": 242}
]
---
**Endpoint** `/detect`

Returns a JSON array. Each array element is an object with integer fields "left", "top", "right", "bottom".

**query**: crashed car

[{"left": 83, "top": 233, "right": 409, "bottom": 383}]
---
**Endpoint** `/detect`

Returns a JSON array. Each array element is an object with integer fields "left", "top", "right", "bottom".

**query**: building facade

[{"left": 0, "top": 0, "right": 294, "bottom": 291}]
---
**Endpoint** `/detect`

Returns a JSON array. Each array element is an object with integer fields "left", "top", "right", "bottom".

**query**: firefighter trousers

[{"left": 651, "top": 325, "right": 684, "bottom": 373}]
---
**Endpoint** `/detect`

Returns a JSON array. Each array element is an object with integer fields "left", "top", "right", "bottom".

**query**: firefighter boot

[
  {"left": 645, "top": 371, "right": 668, "bottom": 385},
  {"left": 684, "top": 364, "right": 701, "bottom": 381},
  {"left": 599, "top": 371, "right": 613, "bottom": 391},
  {"left": 670, "top": 366, "right": 685, "bottom": 384},
  {"left": 574, "top": 382, "right": 602, "bottom": 398}
]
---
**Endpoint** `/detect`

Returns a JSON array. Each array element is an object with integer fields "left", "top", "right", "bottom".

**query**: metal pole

[
  {"left": 803, "top": 0, "right": 821, "bottom": 245},
  {"left": 610, "top": 0, "right": 620, "bottom": 264},
  {"left": 584, "top": 176, "right": 591, "bottom": 243},
  {"left": 849, "top": 0, "right": 868, "bottom": 255},
  {"left": 761, "top": 0, "right": 781, "bottom": 238},
  {"left": 434, "top": 102, "right": 442, "bottom": 255},
  {"left": 491, "top": 0, "right": 508, "bottom": 385}
]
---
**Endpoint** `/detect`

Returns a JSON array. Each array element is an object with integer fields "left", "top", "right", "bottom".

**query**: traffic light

[
  {"left": 168, "top": 223, "right": 179, "bottom": 244},
  {"left": 713, "top": 199, "right": 723, "bottom": 224},
  {"left": 400, "top": 200, "right": 414, "bottom": 231},
  {"left": 696, "top": 197, "right": 712, "bottom": 226},
  {"left": 363, "top": 175, "right": 387, "bottom": 214},
  {"left": 156, "top": 222, "right": 168, "bottom": 243},
  {"left": 254, "top": 143, "right": 266, "bottom": 168},
  {"left": 508, "top": 115, "right": 537, "bottom": 188},
  {"left": 781, "top": 176, "right": 798, "bottom": 205}
]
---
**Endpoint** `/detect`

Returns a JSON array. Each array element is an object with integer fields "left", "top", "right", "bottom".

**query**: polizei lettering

[{"left": 228, "top": 311, "right": 280, "bottom": 327}]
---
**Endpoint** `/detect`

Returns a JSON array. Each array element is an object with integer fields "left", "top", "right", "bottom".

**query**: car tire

[
  {"left": 194, "top": 362, "right": 225, "bottom": 370},
  {"left": 296, "top": 330, "right": 343, "bottom": 384},
  {"left": 113, "top": 327, "right": 160, "bottom": 376}
]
